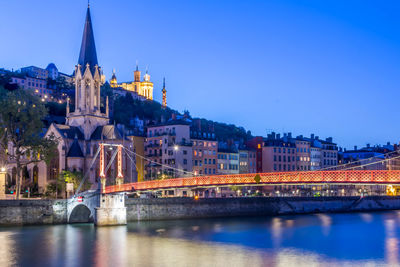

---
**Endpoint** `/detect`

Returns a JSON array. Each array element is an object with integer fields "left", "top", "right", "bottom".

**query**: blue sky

[{"left": 1, "top": 0, "right": 400, "bottom": 148}]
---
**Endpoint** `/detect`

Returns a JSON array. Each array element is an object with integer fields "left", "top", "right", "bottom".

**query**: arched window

[
  {"left": 32, "top": 165, "right": 39, "bottom": 192},
  {"left": 47, "top": 149, "right": 60, "bottom": 180},
  {"left": 11, "top": 167, "right": 17, "bottom": 186}
]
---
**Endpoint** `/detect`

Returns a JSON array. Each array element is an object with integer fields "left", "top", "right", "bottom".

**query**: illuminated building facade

[
  {"left": 262, "top": 134, "right": 297, "bottom": 172},
  {"left": 192, "top": 139, "right": 218, "bottom": 176},
  {"left": 145, "top": 119, "right": 193, "bottom": 179},
  {"left": 110, "top": 66, "right": 154, "bottom": 100},
  {"left": 217, "top": 148, "right": 239, "bottom": 175}
]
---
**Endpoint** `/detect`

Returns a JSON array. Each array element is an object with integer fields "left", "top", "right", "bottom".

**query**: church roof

[
  {"left": 54, "top": 124, "right": 84, "bottom": 140},
  {"left": 90, "top": 125, "right": 123, "bottom": 140},
  {"left": 78, "top": 6, "right": 98, "bottom": 72},
  {"left": 67, "top": 139, "right": 84, "bottom": 158}
]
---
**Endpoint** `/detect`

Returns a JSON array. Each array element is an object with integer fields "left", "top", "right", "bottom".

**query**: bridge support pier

[{"left": 95, "top": 193, "right": 127, "bottom": 226}]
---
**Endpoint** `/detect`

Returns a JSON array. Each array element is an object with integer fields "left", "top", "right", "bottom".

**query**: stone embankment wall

[
  {"left": 126, "top": 196, "right": 400, "bottom": 221},
  {"left": 1, "top": 196, "right": 400, "bottom": 225},
  {"left": 0, "top": 199, "right": 67, "bottom": 225}
]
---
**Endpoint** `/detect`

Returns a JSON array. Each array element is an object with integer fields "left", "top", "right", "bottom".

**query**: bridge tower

[{"left": 95, "top": 143, "right": 127, "bottom": 226}]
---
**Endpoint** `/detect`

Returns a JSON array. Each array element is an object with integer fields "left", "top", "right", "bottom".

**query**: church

[
  {"left": 32, "top": 5, "right": 134, "bottom": 192},
  {"left": 110, "top": 66, "right": 154, "bottom": 101}
]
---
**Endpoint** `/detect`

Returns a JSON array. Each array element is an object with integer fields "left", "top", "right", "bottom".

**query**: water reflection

[
  {"left": 1, "top": 211, "right": 400, "bottom": 266},
  {"left": 384, "top": 219, "right": 399, "bottom": 265}
]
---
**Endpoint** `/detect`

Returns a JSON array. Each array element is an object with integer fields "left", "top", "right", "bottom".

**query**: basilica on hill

[
  {"left": 10, "top": 5, "right": 136, "bottom": 192},
  {"left": 110, "top": 66, "right": 154, "bottom": 101}
]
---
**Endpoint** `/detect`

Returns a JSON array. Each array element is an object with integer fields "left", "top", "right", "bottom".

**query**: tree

[
  {"left": 254, "top": 174, "right": 261, "bottom": 183},
  {"left": 46, "top": 170, "right": 91, "bottom": 199},
  {"left": 0, "top": 87, "right": 58, "bottom": 199}
]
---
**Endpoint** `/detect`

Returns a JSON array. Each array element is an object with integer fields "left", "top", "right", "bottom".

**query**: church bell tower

[{"left": 66, "top": 4, "right": 109, "bottom": 140}]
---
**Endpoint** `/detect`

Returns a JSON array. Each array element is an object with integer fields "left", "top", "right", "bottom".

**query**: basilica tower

[
  {"left": 66, "top": 5, "right": 109, "bottom": 140},
  {"left": 162, "top": 78, "right": 167, "bottom": 108}
]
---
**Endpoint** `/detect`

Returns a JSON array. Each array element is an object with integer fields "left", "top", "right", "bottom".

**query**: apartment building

[
  {"left": 262, "top": 133, "right": 297, "bottom": 172},
  {"left": 145, "top": 119, "right": 193, "bottom": 179},
  {"left": 217, "top": 148, "right": 239, "bottom": 175},
  {"left": 239, "top": 149, "right": 257, "bottom": 173}
]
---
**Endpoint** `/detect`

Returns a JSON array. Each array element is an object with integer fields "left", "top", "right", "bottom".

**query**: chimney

[
  {"left": 315, "top": 136, "right": 319, "bottom": 140},
  {"left": 288, "top": 132, "right": 292, "bottom": 138},
  {"left": 354, "top": 145, "right": 357, "bottom": 151},
  {"left": 387, "top": 142, "right": 390, "bottom": 146},
  {"left": 284, "top": 133, "right": 287, "bottom": 138},
  {"left": 326, "top": 137, "right": 333, "bottom": 143},
  {"left": 367, "top": 143, "right": 370, "bottom": 148},
  {"left": 272, "top": 132, "right": 276, "bottom": 139},
  {"left": 277, "top": 133, "right": 281, "bottom": 139},
  {"left": 311, "top": 134, "right": 315, "bottom": 139}
]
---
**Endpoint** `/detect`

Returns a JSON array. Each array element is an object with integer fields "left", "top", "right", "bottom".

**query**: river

[{"left": 1, "top": 211, "right": 400, "bottom": 266}]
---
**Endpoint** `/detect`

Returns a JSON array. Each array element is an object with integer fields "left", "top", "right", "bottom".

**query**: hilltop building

[{"left": 109, "top": 66, "right": 154, "bottom": 100}]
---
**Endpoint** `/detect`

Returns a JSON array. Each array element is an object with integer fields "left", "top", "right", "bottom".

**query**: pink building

[
  {"left": 192, "top": 139, "right": 218, "bottom": 176},
  {"left": 262, "top": 137, "right": 296, "bottom": 172}
]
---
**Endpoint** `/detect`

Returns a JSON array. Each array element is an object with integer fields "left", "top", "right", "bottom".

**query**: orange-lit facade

[{"left": 110, "top": 67, "right": 153, "bottom": 100}]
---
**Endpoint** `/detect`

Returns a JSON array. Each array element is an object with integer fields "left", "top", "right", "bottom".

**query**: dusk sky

[{"left": 1, "top": 0, "right": 400, "bottom": 148}]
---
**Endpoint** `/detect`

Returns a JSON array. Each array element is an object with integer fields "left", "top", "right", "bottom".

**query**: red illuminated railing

[{"left": 104, "top": 170, "right": 400, "bottom": 194}]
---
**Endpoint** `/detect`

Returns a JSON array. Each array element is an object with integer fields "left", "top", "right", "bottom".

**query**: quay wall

[
  {"left": 126, "top": 196, "right": 400, "bottom": 221},
  {"left": 0, "top": 200, "right": 67, "bottom": 225},
  {"left": 1, "top": 196, "right": 400, "bottom": 225}
]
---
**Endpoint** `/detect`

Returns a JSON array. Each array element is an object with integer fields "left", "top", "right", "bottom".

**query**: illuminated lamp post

[
  {"left": 0, "top": 167, "right": 6, "bottom": 199},
  {"left": 99, "top": 144, "right": 106, "bottom": 192}
]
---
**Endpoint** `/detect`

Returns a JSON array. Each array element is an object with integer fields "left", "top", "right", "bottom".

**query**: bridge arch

[{"left": 69, "top": 204, "right": 92, "bottom": 223}]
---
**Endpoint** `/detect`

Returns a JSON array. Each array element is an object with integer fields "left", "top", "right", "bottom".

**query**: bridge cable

[
  {"left": 74, "top": 145, "right": 102, "bottom": 197},
  {"left": 122, "top": 146, "right": 196, "bottom": 176},
  {"left": 317, "top": 149, "right": 400, "bottom": 171}
]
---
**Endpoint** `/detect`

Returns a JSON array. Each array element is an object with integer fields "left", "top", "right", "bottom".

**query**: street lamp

[{"left": 174, "top": 145, "right": 179, "bottom": 151}]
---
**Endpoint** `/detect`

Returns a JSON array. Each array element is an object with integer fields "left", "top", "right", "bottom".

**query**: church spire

[{"left": 78, "top": 4, "right": 98, "bottom": 71}]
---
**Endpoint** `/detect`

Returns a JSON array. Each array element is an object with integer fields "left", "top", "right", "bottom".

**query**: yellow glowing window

[{"left": 257, "top": 144, "right": 261, "bottom": 149}]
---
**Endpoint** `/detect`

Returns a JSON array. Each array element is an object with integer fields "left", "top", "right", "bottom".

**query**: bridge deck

[{"left": 104, "top": 170, "right": 400, "bottom": 193}]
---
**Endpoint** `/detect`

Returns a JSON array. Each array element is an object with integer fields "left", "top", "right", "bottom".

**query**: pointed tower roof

[
  {"left": 162, "top": 77, "right": 166, "bottom": 92},
  {"left": 78, "top": 5, "right": 98, "bottom": 71}
]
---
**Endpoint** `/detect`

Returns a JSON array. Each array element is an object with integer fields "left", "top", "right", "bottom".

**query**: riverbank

[
  {"left": 1, "top": 196, "right": 400, "bottom": 225},
  {"left": 126, "top": 196, "right": 400, "bottom": 221}
]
